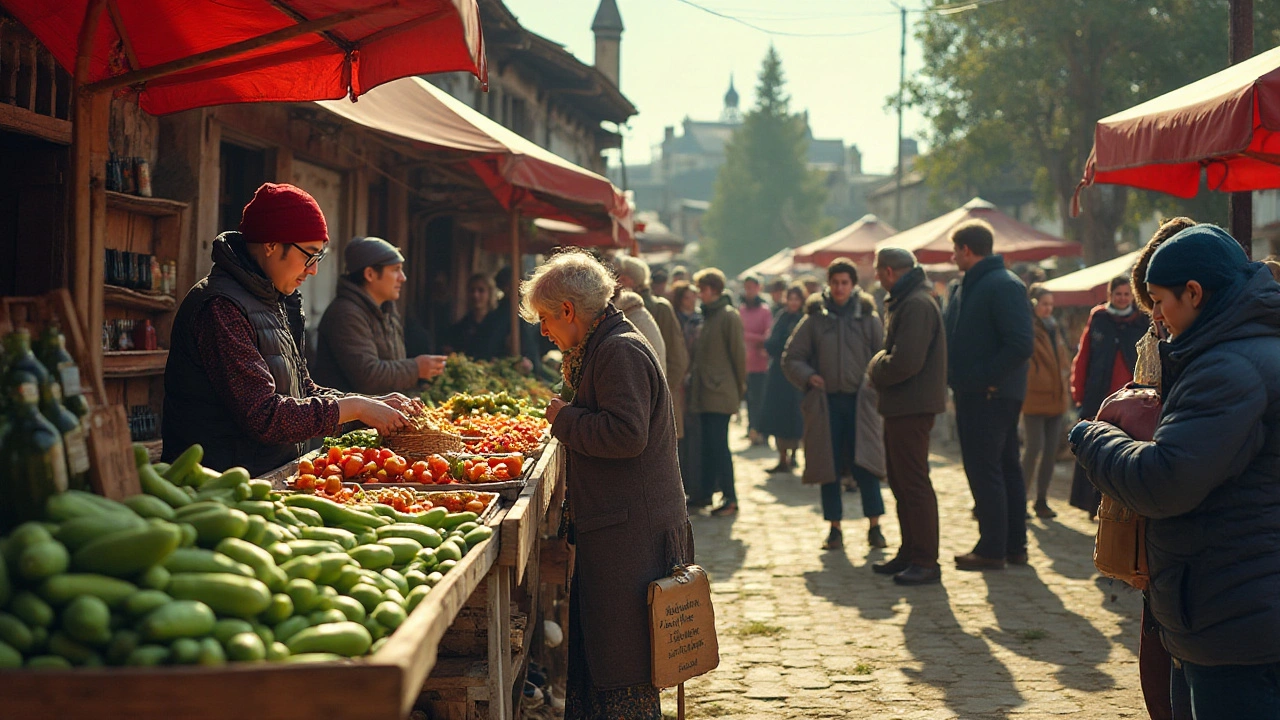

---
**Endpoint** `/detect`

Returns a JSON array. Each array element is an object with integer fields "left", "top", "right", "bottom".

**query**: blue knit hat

[{"left": 1143, "top": 224, "right": 1249, "bottom": 292}]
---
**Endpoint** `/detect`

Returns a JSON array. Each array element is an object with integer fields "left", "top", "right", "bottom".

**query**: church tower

[
  {"left": 721, "top": 74, "right": 742, "bottom": 123},
  {"left": 592, "top": 0, "right": 624, "bottom": 87}
]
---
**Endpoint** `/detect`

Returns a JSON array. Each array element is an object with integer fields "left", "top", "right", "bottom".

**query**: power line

[
  {"left": 671, "top": 0, "right": 1015, "bottom": 37},
  {"left": 670, "top": 0, "right": 895, "bottom": 37}
]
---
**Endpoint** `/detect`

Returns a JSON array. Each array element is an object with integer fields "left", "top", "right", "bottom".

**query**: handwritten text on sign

[{"left": 660, "top": 597, "right": 706, "bottom": 672}]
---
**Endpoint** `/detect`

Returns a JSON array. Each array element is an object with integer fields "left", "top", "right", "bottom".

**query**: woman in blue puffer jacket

[{"left": 1070, "top": 224, "right": 1280, "bottom": 719}]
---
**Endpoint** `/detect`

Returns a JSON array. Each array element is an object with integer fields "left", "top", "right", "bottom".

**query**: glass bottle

[
  {"left": 39, "top": 380, "right": 90, "bottom": 492},
  {"left": 4, "top": 329, "right": 51, "bottom": 393},
  {"left": 0, "top": 371, "right": 69, "bottom": 533},
  {"left": 37, "top": 325, "right": 91, "bottom": 419}
]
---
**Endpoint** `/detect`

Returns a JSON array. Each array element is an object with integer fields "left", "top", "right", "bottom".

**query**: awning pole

[
  {"left": 1228, "top": 0, "right": 1254, "bottom": 253},
  {"left": 71, "top": 0, "right": 107, "bottom": 364},
  {"left": 510, "top": 211, "right": 521, "bottom": 358}
]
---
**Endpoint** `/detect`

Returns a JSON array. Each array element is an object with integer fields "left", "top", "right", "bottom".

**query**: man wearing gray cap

[
  {"left": 867, "top": 247, "right": 948, "bottom": 586},
  {"left": 314, "top": 236, "right": 445, "bottom": 395}
]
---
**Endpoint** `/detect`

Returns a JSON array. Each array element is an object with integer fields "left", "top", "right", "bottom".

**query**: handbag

[
  {"left": 648, "top": 564, "right": 719, "bottom": 719},
  {"left": 1091, "top": 383, "right": 1161, "bottom": 591}
]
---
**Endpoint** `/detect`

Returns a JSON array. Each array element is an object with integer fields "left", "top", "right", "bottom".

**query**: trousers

[
  {"left": 884, "top": 414, "right": 939, "bottom": 568},
  {"left": 954, "top": 393, "right": 1027, "bottom": 559},
  {"left": 1021, "top": 413, "right": 1064, "bottom": 505},
  {"left": 1181, "top": 659, "right": 1280, "bottom": 720},
  {"left": 822, "top": 392, "right": 885, "bottom": 522},
  {"left": 699, "top": 413, "right": 735, "bottom": 504}
]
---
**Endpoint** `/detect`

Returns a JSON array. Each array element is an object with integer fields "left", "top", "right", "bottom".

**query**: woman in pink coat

[{"left": 739, "top": 274, "right": 774, "bottom": 445}]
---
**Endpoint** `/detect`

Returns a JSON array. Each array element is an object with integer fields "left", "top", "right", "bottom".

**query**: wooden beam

[
  {"left": 82, "top": 1, "right": 400, "bottom": 95},
  {"left": 0, "top": 102, "right": 72, "bottom": 144},
  {"left": 354, "top": 7, "right": 451, "bottom": 48},
  {"left": 71, "top": 0, "right": 108, "bottom": 346},
  {"left": 509, "top": 211, "right": 521, "bottom": 358},
  {"left": 265, "top": 0, "right": 354, "bottom": 52},
  {"left": 104, "top": 0, "right": 139, "bottom": 71}
]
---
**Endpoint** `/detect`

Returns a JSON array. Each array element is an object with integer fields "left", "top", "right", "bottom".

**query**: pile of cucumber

[{"left": 0, "top": 443, "right": 494, "bottom": 669}]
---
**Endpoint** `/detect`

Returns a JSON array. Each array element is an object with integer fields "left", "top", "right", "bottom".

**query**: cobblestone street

[{"left": 661, "top": 422, "right": 1147, "bottom": 719}]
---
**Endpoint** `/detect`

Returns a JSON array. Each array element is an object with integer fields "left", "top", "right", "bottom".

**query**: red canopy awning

[
  {"left": 876, "top": 198, "right": 1081, "bottom": 265},
  {"left": 318, "top": 76, "right": 631, "bottom": 245},
  {"left": 1076, "top": 44, "right": 1280, "bottom": 207},
  {"left": 1040, "top": 251, "right": 1139, "bottom": 307},
  {"left": 793, "top": 214, "right": 897, "bottom": 267},
  {"left": 0, "top": 0, "right": 487, "bottom": 115}
]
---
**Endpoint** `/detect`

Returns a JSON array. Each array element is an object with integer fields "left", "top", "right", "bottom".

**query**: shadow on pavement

[
  {"left": 903, "top": 584, "right": 1021, "bottom": 718},
  {"left": 689, "top": 513, "right": 747, "bottom": 581},
  {"left": 1027, "top": 520, "right": 1099, "bottom": 581},
  {"left": 801, "top": 549, "right": 897, "bottom": 621},
  {"left": 981, "top": 567, "right": 1119, "bottom": 693}
]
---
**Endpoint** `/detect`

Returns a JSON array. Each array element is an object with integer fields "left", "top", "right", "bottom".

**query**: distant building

[{"left": 618, "top": 78, "right": 887, "bottom": 243}]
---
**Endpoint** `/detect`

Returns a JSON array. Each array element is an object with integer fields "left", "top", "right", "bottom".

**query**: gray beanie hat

[{"left": 345, "top": 236, "right": 404, "bottom": 274}]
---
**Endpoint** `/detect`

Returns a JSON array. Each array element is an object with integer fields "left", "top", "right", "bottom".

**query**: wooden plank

[
  {"left": 103, "top": 284, "right": 176, "bottom": 312},
  {"left": 1, "top": 662, "right": 402, "bottom": 720},
  {"left": 105, "top": 190, "right": 187, "bottom": 217},
  {"left": 487, "top": 566, "right": 512, "bottom": 720},
  {"left": 498, "top": 441, "right": 561, "bottom": 582},
  {"left": 0, "top": 101, "right": 71, "bottom": 144},
  {"left": 85, "top": 404, "right": 140, "bottom": 500},
  {"left": 102, "top": 350, "right": 168, "bottom": 378},
  {"left": 375, "top": 522, "right": 501, "bottom": 717}
]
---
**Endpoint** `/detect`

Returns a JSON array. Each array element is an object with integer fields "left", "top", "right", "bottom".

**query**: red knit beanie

[{"left": 238, "top": 182, "right": 329, "bottom": 244}]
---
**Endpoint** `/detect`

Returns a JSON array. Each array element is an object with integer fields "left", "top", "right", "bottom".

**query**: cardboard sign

[
  {"left": 86, "top": 405, "right": 141, "bottom": 500},
  {"left": 647, "top": 564, "right": 719, "bottom": 689}
]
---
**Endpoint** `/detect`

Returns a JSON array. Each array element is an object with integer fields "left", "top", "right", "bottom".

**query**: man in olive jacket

[
  {"left": 688, "top": 268, "right": 747, "bottom": 515},
  {"left": 943, "top": 221, "right": 1034, "bottom": 571},
  {"left": 867, "top": 248, "right": 948, "bottom": 585},
  {"left": 314, "top": 237, "right": 444, "bottom": 395}
]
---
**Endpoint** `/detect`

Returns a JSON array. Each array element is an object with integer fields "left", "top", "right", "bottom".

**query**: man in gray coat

[
  {"left": 314, "top": 237, "right": 445, "bottom": 395},
  {"left": 867, "top": 248, "right": 948, "bottom": 586}
]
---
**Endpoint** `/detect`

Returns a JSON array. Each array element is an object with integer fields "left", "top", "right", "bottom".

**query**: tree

[
  {"left": 907, "top": 1, "right": 1280, "bottom": 262},
  {"left": 702, "top": 47, "right": 827, "bottom": 274}
]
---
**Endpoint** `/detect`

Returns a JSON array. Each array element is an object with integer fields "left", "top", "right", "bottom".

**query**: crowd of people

[{"left": 168, "top": 182, "right": 1280, "bottom": 717}]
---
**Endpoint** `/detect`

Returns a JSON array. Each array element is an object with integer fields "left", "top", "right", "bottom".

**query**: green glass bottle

[
  {"left": 38, "top": 325, "right": 91, "bottom": 419},
  {"left": 4, "top": 329, "right": 51, "bottom": 393},
  {"left": 0, "top": 371, "right": 69, "bottom": 533},
  {"left": 40, "top": 380, "right": 91, "bottom": 492}
]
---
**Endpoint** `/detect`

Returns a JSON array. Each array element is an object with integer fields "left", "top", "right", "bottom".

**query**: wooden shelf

[
  {"left": 106, "top": 191, "right": 188, "bottom": 217},
  {"left": 103, "top": 350, "right": 168, "bottom": 378},
  {"left": 104, "top": 284, "right": 176, "bottom": 313}
]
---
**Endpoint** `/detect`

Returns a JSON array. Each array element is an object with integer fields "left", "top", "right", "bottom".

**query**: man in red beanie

[{"left": 162, "top": 182, "right": 411, "bottom": 476}]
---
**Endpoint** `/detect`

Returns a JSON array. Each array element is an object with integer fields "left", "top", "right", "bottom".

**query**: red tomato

[
  {"left": 467, "top": 463, "right": 487, "bottom": 481},
  {"left": 412, "top": 461, "right": 429, "bottom": 477},
  {"left": 504, "top": 457, "right": 523, "bottom": 477},
  {"left": 362, "top": 461, "right": 378, "bottom": 477},
  {"left": 298, "top": 459, "right": 315, "bottom": 475},
  {"left": 295, "top": 474, "right": 316, "bottom": 490},
  {"left": 379, "top": 448, "right": 395, "bottom": 462},
  {"left": 327, "top": 447, "right": 343, "bottom": 464},
  {"left": 324, "top": 476, "right": 343, "bottom": 494},
  {"left": 402, "top": 469, "right": 416, "bottom": 483},
  {"left": 342, "top": 456, "right": 364, "bottom": 479},
  {"left": 363, "top": 448, "right": 380, "bottom": 464},
  {"left": 375, "top": 469, "right": 389, "bottom": 483},
  {"left": 465, "top": 500, "right": 486, "bottom": 513},
  {"left": 428, "top": 456, "right": 450, "bottom": 479}
]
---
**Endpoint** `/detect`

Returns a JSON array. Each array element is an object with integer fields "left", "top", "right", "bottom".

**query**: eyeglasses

[{"left": 288, "top": 244, "right": 328, "bottom": 269}]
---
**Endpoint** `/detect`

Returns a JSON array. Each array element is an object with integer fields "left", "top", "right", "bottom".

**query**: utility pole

[
  {"left": 1228, "top": 0, "right": 1253, "bottom": 253},
  {"left": 894, "top": 3, "right": 906, "bottom": 230}
]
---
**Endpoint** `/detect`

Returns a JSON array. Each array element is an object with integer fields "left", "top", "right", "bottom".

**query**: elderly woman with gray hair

[{"left": 522, "top": 249, "right": 693, "bottom": 719}]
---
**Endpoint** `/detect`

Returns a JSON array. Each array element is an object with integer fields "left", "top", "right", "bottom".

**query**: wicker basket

[{"left": 383, "top": 424, "right": 464, "bottom": 457}]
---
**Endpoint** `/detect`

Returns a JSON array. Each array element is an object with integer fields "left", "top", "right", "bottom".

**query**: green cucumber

[
  {"left": 242, "top": 515, "right": 269, "bottom": 546},
  {"left": 439, "top": 511, "right": 478, "bottom": 531},
  {"left": 105, "top": 629, "right": 140, "bottom": 665},
  {"left": 370, "top": 601, "right": 406, "bottom": 630},
  {"left": 43, "top": 491, "right": 135, "bottom": 522},
  {"left": 19, "top": 540, "right": 70, "bottom": 581},
  {"left": 284, "top": 621, "right": 372, "bottom": 657},
  {"left": 163, "top": 547, "right": 254, "bottom": 577},
  {"left": 267, "top": 641, "right": 290, "bottom": 661},
  {"left": 288, "top": 506, "right": 325, "bottom": 527},
  {"left": 346, "top": 583, "right": 384, "bottom": 613},
  {"left": 38, "top": 575, "right": 137, "bottom": 608},
  {"left": 284, "top": 652, "right": 343, "bottom": 663},
  {"left": 137, "top": 565, "right": 171, "bottom": 590},
  {"left": 166, "top": 573, "right": 272, "bottom": 619},
  {"left": 434, "top": 541, "right": 463, "bottom": 564},
  {"left": 139, "top": 600, "right": 216, "bottom": 642},
  {"left": 267, "top": 542, "right": 293, "bottom": 565},
  {"left": 162, "top": 444, "right": 204, "bottom": 485},
  {"left": 273, "top": 616, "right": 312, "bottom": 644},
  {"left": 212, "top": 619, "right": 255, "bottom": 646},
  {"left": 216, "top": 538, "right": 284, "bottom": 591},
  {"left": 248, "top": 480, "right": 273, "bottom": 501},
  {"left": 185, "top": 508, "right": 250, "bottom": 547},
  {"left": 197, "top": 636, "right": 226, "bottom": 665},
  {"left": 49, "top": 631, "right": 103, "bottom": 665},
  {"left": 139, "top": 462, "right": 192, "bottom": 508},
  {"left": 279, "top": 555, "right": 321, "bottom": 582},
  {"left": 298, "top": 526, "right": 358, "bottom": 550},
  {"left": 375, "top": 523, "right": 442, "bottom": 548},
  {"left": 405, "top": 569, "right": 430, "bottom": 589},
  {"left": 375, "top": 537, "right": 422, "bottom": 565},
  {"left": 123, "top": 494, "right": 177, "bottom": 520},
  {"left": 174, "top": 501, "right": 228, "bottom": 519},
  {"left": 423, "top": 571, "right": 445, "bottom": 587},
  {"left": 285, "top": 539, "right": 345, "bottom": 557},
  {"left": 380, "top": 568, "right": 409, "bottom": 595},
  {"left": 416, "top": 507, "right": 449, "bottom": 529},
  {"left": 262, "top": 594, "right": 294, "bottom": 625},
  {"left": 0, "top": 612, "right": 35, "bottom": 652},
  {"left": 170, "top": 637, "right": 202, "bottom": 664},
  {"left": 72, "top": 524, "right": 182, "bottom": 577},
  {"left": 281, "top": 495, "right": 390, "bottom": 528},
  {"left": 55, "top": 513, "right": 146, "bottom": 552},
  {"left": 123, "top": 590, "right": 173, "bottom": 618},
  {"left": 312, "top": 552, "right": 357, "bottom": 586},
  {"left": 405, "top": 585, "right": 431, "bottom": 613},
  {"left": 347, "top": 544, "right": 395, "bottom": 570},
  {"left": 462, "top": 526, "right": 494, "bottom": 548},
  {"left": 308, "top": 609, "right": 347, "bottom": 626},
  {"left": 237, "top": 500, "right": 276, "bottom": 521},
  {"left": 62, "top": 595, "right": 112, "bottom": 646},
  {"left": 285, "top": 578, "right": 321, "bottom": 614},
  {"left": 126, "top": 644, "right": 170, "bottom": 666},
  {"left": 224, "top": 632, "right": 266, "bottom": 662},
  {"left": 202, "top": 467, "right": 251, "bottom": 491},
  {"left": 329, "top": 595, "right": 367, "bottom": 623},
  {"left": 26, "top": 654, "right": 73, "bottom": 669}
]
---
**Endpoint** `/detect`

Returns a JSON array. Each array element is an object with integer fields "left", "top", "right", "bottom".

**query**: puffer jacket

[
  {"left": 943, "top": 254, "right": 1034, "bottom": 400},
  {"left": 783, "top": 290, "right": 884, "bottom": 394},
  {"left": 1073, "top": 264, "right": 1280, "bottom": 666}
]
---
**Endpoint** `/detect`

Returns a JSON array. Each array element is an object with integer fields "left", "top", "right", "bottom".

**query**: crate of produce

[{"left": 0, "top": 442, "right": 503, "bottom": 720}]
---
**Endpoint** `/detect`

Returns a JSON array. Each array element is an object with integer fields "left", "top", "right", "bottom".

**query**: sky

[{"left": 503, "top": 0, "right": 930, "bottom": 176}]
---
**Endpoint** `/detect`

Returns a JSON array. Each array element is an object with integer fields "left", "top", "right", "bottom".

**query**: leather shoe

[
  {"left": 894, "top": 565, "right": 942, "bottom": 586},
  {"left": 1007, "top": 551, "right": 1029, "bottom": 566},
  {"left": 954, "top": 552, "right": 1006, "bottom": 571},
  {"left": 872, "top": 556, "right": 910, "bottom": 575}
]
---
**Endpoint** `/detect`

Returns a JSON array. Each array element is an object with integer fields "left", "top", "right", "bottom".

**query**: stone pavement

[{"left": 659, "top": 424, "right": 1146, "bottom": 719}]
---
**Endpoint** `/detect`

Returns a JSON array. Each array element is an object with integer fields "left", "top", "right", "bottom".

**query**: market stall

[
  {"left": 1040, "top": 250, "right": 1141, "bottom": 307},
  {"left": 875, "top": 197, "right": 1083, "bottom": 265}
]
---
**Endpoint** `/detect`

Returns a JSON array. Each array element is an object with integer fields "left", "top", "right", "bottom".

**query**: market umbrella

[
  {"left": 1075, "top": 44, "right": 1280, "bottom": 206},
  {"left": 0, "top": 0, "right": 487, "bottom": 114},
  {"left": 876, "top": 198, "right": 1082, "bottom": 265},
  {"left": 318, "top": 76, "right": 631, "bottom": 244},
  {"left": 793, "top": 214, "right": 897, "bottom": 267},
  {"left": 739, "top": 247, "right": 814, "bottom": 281},
  {"left": 1041, "top": 250, "right": 1141, "bottom": 307}
]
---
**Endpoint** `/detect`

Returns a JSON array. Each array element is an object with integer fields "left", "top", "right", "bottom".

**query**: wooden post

[
  {"left": 487, "top": 567, "right": 512, "bottom": 720},
  {"left": 509, "top": 211, "right": 521, "bottom": 358},
  {"left": 1228, "top": 0, "right": 1253, "bottom": 252},
  {"left": 70, "top": 0, "right": 107, "bottom": 346}
]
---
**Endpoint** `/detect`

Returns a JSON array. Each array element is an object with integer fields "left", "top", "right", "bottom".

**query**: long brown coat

[
  {"left": 1023, "top": 316, "right": 1071, "bottom": 416},
  {"left": 551, "top": 307, "right": 693, "bottom": 690},
  {"left": 643, "top": 289, "right": 690, "bottom": 437}
]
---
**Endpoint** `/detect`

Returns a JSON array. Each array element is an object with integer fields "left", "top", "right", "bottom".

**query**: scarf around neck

[
  {"left": 559, "top": 308, "right": 610, "bottom": 403},
  {"left": 1106, "top": 303, "right": 1136, "bottom": 317}
]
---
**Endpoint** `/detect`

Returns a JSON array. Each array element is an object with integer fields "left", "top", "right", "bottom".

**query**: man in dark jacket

[
  {"left": 314, "top": 236, "right": 444, "bottom": 395},
  {"left": 163, "top": 184, "right": 408, "bottom": 476},
  {"left": 868, "top": 248, "right": 948, "bottom": 585},
  {"left": 1072, "top": 225, "right": 1280, "bottom": 717},
  {"left": 943, "top": 220, "right": 1034, "bottom": 570}
]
